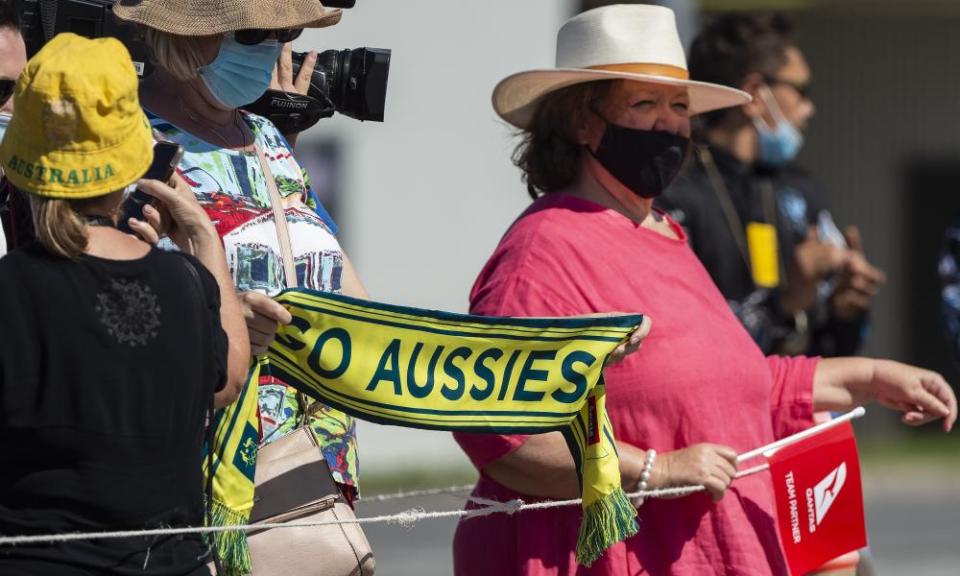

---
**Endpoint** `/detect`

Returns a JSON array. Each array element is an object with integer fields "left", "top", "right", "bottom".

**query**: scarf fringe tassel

[
  {"left": 575, "top": 487, "right": 639, "bottom": 567},
  {"left": 209, "top": 499, "right": 252, "bottom": 576}
]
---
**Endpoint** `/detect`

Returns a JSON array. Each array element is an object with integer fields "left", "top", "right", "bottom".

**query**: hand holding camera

[
  {"left": 268, "top": 43, "right": 319, "bottom": 145},
  {"left": 246, "top": 44, "right": 391, "bottom": 134},
  {"left": 272, "top": 43, "right": 317, "bottom": 96}
]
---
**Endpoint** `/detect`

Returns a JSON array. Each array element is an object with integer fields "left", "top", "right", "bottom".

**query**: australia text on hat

[{"left": 5, "top": 154, "right": 117, "bottom": 187}]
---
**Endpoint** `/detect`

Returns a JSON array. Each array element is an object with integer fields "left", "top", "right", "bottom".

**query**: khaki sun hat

[
  {"left": 112, "top": 0, "right": 343, "bottom": 36},
  {"left": 493, "top": 4, "right": 752, "bottom": 129},
  {"left": 0, "top": 33, "right": 153, "bottom": 199}
]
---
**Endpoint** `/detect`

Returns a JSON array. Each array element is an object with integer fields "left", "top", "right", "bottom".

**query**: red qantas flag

[{"left": 768, "top": 420, "right": 866, "bottom": 576}]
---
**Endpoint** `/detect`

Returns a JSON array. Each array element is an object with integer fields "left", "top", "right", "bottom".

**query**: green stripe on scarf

[
  {"left": 207, "top": 289, "right": 643, "bottom": 569},
  {"left": 272, "top": 289, "right": 642, "bottom": 565},
  {"left": 204, "top": 359, "right": 263, "bottom": 575}
]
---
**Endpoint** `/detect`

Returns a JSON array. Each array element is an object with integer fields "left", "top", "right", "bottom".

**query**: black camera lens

[{"left": 294, "top": 47, "right": 391, "bottom": 122}]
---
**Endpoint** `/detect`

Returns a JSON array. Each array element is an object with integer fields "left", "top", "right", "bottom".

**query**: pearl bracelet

[{"left": 634, "top": 449, "right": 657, "bottom": 508}]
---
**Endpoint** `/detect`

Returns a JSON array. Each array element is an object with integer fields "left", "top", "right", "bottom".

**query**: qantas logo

[{"left": 813, "top": 463, "right": 847, "bottom": 525}]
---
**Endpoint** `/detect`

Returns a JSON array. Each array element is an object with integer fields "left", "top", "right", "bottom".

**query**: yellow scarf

[
  {"left": 209, "top": 289, "right": 643, "bottom": 569},
  {"left": 205, "top": 359, "right": 262, "bottom": 574},
  {"left": 279, "top": 289, "right": 642, "bottom": 565}
]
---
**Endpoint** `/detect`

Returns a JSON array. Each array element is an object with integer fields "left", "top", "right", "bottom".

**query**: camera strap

[
  {"left": 37, "top": 0, "right": 59, "bottom": 43},
  {"left": 245, "top": 90, "right": 335, "bottom": 136}
]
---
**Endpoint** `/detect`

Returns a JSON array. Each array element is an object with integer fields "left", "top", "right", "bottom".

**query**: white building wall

[{"left": 296, "top": 0, "right": 575, "bottom": 476}]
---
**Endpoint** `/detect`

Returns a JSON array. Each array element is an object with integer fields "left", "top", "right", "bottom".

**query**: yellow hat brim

[{"left": 1, "top": 111, "right": 154, "bottom": 200}]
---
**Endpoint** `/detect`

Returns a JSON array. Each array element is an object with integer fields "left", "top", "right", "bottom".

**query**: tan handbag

[
  {"left": 239, "top": 145, "right": 375, "bottom": 576},
  {"left": 247, "top": 423, "right": 375, "bottom": 576}
]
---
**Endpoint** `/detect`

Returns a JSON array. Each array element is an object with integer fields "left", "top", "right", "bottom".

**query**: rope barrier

[
  {"left": 360, "top": 463, "right": 773, "bottom": 504},
  {"left": 0, "top": 464, "right": 770, "bottom": 547},
  {"left": 4, "top": 409, "right": 862, "bottom": 547},
  {"left": 361, "top": 484, "right": 476, "bottom": 503}
]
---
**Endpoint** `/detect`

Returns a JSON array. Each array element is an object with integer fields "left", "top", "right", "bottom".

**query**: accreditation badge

[{"left": 746, "top": 221, "right": 780, "bottom": 288}]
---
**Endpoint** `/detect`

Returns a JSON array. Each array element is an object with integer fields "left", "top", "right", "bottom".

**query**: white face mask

[{"left": 753, "top": 86, "right": 804, "bottom": 167}]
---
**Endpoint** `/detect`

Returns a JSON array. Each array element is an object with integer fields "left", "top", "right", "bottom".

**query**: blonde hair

[
  {"left": 142, "top": 28, "right": 208, "bottom": 81},
  {"left": 29, "top": 195, "right": 91, "bottom": 259}
]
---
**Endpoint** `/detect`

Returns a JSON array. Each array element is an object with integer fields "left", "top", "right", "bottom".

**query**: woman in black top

[{"left": 0, "top": 34, "right": 249, "bottom": 575}]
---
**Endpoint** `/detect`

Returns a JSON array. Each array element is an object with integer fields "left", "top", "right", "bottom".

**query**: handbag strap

[
  {"left": 254, "top": 143, "right": 318, "bottom": 417},
  {"left": 254, "top": 144, "right": 298, "bottom": 290}
]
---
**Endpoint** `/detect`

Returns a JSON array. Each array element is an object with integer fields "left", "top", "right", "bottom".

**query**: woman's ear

[
  {"left": 740, "top": 72, "right": 767, "bottom": 120},
  {"left": 577, "top": 108, "right": 606, "bottom": 151}
]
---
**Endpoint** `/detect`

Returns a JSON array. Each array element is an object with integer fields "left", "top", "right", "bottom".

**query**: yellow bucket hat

[{"left": 0, "top": 33, "right": 153, "bottom": 199}]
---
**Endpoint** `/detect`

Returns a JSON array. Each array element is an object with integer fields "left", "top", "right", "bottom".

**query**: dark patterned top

[{"left": 0, "top": 246, "right": 226, "bottom": 574}]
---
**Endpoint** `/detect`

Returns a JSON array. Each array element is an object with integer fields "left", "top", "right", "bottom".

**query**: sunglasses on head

[
  {"left": 0, "top": 79, "right": 15, "bottom": 108},
  {"left": 234, "top": 28, "right": 304, "bottom": 46}
]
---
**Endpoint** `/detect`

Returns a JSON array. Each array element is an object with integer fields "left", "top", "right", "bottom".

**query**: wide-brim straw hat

[
  {"left": 112, "top": 0, "right": 343, "bottom": 36},
  {"left": 493, "top": 4, "right": 751, "bottom": 129}
]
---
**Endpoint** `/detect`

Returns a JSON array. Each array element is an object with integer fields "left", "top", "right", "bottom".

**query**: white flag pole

[{"left": 736, "top": 406, "right": 866, "bottom": 464}]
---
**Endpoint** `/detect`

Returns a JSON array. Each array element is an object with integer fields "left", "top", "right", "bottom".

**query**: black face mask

[{"left": 588, "top": 124, "right": 690, "bottom": 199}]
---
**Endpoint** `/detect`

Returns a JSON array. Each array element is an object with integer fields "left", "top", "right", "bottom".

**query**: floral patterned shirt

[{"left": 149, "top": 112, "right": 359, "bottom": 491}]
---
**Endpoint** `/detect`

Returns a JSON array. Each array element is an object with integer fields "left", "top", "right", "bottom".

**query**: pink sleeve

[
  {"left": 454, "top": 431, "right": 530, "bottom": 471},
  {"left": 766, "top": 355, "right": 819, "bottom": 440},
  {"left": 456, "top": 266, "right": 583, "bottom": 471}
]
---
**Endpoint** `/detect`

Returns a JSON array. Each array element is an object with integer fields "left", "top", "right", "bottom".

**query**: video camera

[
  {"left": 245, "top": 47, "right": 391, "bottom": 133},
  {"left": 15, "top": 0, "right": 152, "bottom": 75},
  {"left": 12, "top": 0, "right": 392, "bottom": 131}
]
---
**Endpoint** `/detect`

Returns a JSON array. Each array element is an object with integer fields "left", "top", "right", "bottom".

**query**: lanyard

[{"left": 698, "top": 146, "right": 779, "bottom": 275}]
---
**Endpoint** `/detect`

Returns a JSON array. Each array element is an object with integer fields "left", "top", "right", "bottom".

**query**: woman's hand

[
  {"left": 240, "top": 291, "right": 293, "bottom": 356},
  {"left": 861, "top": 360, "right": 956, "bottom": 431},
  {"left": 830, "top": 229, "right": 886, "bottom": 321},
  {"left": 271, "top": 43, "right": 318, "bottom": 147},
  {"left": 652, "top": 443, "right": 739, "bottom": 501},
  {"left": 815, "top": 358, "right": 957, "bottom": 432},
  {"left": 606, "top": 315, "right": 653, "bottom": 366},
  {"left": 783, "top": 228, "right": 848, "bottom": 313},
  {"left": 130, "top": 175, "right": 216, "bottom": 252},
  {"left": 272, "top": 43, "right": 317, "bottom": 96},
  {"left": 126, "top": 208, "right": 161, "bottom": 245}
]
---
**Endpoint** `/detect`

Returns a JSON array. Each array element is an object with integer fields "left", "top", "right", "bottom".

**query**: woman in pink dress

[{"left": 453, "top": 5, "right": 957, "bottom": 575}]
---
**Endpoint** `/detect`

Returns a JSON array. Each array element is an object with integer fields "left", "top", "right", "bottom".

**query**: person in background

[
  {"left": 939, "top": 222, "right": 960, "bottom": 361},
  {"left": 0, "top": 33, "right": 248, "bottom": 575},
  {"left": 0, "top": 0, "right": 27, "bottom": 257},
  {"left": 454, "top": 5, "right": 956, "bottom": 575},
  {"left": 658, "top": 13, "right": 885, "bottom": 357},
  {"left": 112, "top": 0, "right": 369, "bottom": 504}
]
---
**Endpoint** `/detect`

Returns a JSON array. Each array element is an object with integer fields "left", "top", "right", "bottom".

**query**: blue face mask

[
  {"left": 754, "top": 86, "right": 804, "bottom": 167},
  {"left": 199, "top": 34, "right": 282, "bottom": 110}
]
